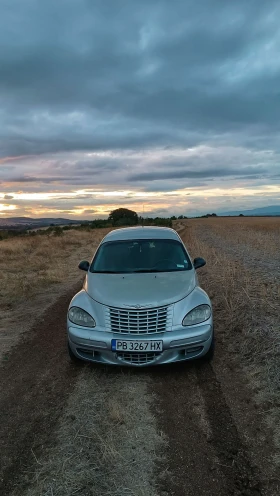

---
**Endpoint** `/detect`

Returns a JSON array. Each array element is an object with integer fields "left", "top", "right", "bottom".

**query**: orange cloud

[{"left": 0, "top": 155, "right": 35, "bottom": 164}]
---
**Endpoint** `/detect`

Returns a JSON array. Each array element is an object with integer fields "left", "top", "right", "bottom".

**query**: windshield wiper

[
  {"left": 131, "top": 269, "right": 162, "bottom": 273},
  {"left": 92, "top": 270, "right": 124, "bottom": 274},
  {"left": 92, "top": 269, "right": 179, "bottom": 274}
]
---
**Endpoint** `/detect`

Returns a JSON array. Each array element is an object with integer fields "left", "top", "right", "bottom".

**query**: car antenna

[{"left": 142, "top": 204, "right": 144, "bottom": 227}]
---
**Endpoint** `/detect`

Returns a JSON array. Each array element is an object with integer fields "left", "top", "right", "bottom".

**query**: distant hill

[
  {"left": 220, "top": 205, "right": 280, "bottom": 217},
  {"left": 0, "top": 217, "right": 82, "bottom": 228}
]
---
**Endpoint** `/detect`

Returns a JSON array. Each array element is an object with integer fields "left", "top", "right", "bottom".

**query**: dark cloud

[
  {"left": 128, "top": 166, "right": 267, "bottom": 182},
  {"left": 0, "top": 1, "right": 280, "bottom": 215},
  {"left": 8, "top": 176, "right": 45, "bottom": 183},
  {"left": 1, "top": 0, "right": 280, "bottom": 157},
  {"left": 82, "top": 209, "right": 100, "bottom": 215},
  {"left": 7, "top": 175, "right": 81, "bottom": 184}
]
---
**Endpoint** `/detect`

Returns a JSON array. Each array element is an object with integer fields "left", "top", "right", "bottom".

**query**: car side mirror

[
  {"left": 78, "top": 260, "right": 90, "bottom": 271},
  {"left": 193, "top": 257, "right": 206, "bottom": 270}
]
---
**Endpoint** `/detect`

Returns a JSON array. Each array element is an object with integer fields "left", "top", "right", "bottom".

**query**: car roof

[{"left": 101, "top": 226, "right": 181, "bottom": 243}]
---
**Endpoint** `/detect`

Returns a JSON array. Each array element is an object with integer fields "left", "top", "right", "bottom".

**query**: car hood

[{"left": 84, "top": 271, "right": 196, "bottom": 308}]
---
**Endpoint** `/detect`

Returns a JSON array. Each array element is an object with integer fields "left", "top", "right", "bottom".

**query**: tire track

[
  {"left": 0, "top": 283, "right": 83, "bottom": 495},
  {"left": 151, "top": 360, "right": 263, "bottom": 496}
]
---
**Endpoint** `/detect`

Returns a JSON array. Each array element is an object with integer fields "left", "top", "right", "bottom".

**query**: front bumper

[{"left": 67, "top": 323, "right": 213, "bottom": 367}]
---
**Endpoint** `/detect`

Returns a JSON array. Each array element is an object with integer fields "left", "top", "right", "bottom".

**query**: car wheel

[
  {"left": 68, "top": 342, "right": 84, "bottom": 365},
  {"left": 201, "top": 333, "right": 215, "bottom": 362}
]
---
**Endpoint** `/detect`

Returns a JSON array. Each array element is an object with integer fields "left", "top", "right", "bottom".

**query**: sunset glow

[
  {"left": 0, "top": 204, "right": 17, "bottom": 214},
  {"left": 0, "top": 183, "right": 279, "bottom": 218}
]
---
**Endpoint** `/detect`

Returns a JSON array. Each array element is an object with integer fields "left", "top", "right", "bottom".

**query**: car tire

[
  {"left": 68, "top": 342, "right": 84, "bottom": 365},
  {"left": 201, "top": 333, "right": 215, "bottom": 362}
]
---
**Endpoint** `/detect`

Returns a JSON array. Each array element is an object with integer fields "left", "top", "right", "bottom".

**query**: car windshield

[{"left": 90, "top": 238, "right": 191, "bottom": 273}]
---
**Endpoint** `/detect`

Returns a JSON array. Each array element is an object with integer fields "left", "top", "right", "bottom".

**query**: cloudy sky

[{"left": 0, "top": 0, "right": 280, "bottom": 218}]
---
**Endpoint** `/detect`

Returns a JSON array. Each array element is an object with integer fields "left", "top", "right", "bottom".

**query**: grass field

[
  {"left": 0, "top": 228, "right": 110, "bottom": 359},
  {"left": 175, "top": 217, "right": 280, "bottom": 463},
  {"left": 1, "top": 218, "right": 280, "bottom": 496}
]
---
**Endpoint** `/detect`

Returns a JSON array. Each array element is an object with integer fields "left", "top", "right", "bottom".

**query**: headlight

[
  {"left": 182, "top": 304, "right": 211, "bottom": 326},
  {"left": 68, "top": 307, "right": 96, "bottom": 328}
]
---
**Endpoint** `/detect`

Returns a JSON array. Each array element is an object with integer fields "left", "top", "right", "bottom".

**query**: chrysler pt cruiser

[{"left": 67, "top": 226, "right": 214, "bottom": 366}]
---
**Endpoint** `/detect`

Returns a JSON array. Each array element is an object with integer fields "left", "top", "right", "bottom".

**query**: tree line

[{"left": 0, "top": 208, "right": 222, "bottom": 241}]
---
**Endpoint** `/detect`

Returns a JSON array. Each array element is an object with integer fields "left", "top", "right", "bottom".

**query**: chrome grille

[
  {"left": 116, "top": 352, "right": 159, "bottom": 364},
  {"left": 106, "top": 305, "right": 173, "bottom": 334}
]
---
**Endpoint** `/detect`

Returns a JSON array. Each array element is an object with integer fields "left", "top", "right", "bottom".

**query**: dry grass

[
  {"left": 181, "top": 217, "right": 280, "bottom": 255},
  {"left": 18, "top": 368, "right": 166, "bottom": 496},
  {"left": 0, "top": 228, "right": 111, "bottom": 359},
  {"left": 0, "top": 229, "right": 110, "bottom": 305},
  {"left": 178, "top": 218, "right": 280, "bottom": 465}
]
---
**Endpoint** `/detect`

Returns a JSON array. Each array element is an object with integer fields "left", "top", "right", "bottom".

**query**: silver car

[{"left": 67, "top": 227, "right": 214, "bottom": 367}]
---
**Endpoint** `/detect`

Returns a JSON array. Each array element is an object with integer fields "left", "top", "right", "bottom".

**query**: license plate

[{"left": 111, "top": 339, "right": 163, "bottom": 352}]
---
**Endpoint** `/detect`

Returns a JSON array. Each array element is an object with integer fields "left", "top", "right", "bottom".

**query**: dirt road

[{"left": 0, "top": 223, "right": 279, "bottom": 496}]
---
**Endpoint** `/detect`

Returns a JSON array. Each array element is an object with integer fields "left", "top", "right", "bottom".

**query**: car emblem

[{"left": 123, "top": 304, "right": 152, "bottom": 309}]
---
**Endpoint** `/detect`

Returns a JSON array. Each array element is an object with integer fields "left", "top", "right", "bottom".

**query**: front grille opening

[
  {"left": 116, "top": 352, "right": 160, "bottom": 364},
  {"left": 183, "top": 346, "right": 203, "bottom": 355},
  {"left": 77, "top": 348, "right": 95, "bottom": 357},
  {"left": 107, "top": 305, "right": 173, "bottom": 334}
]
